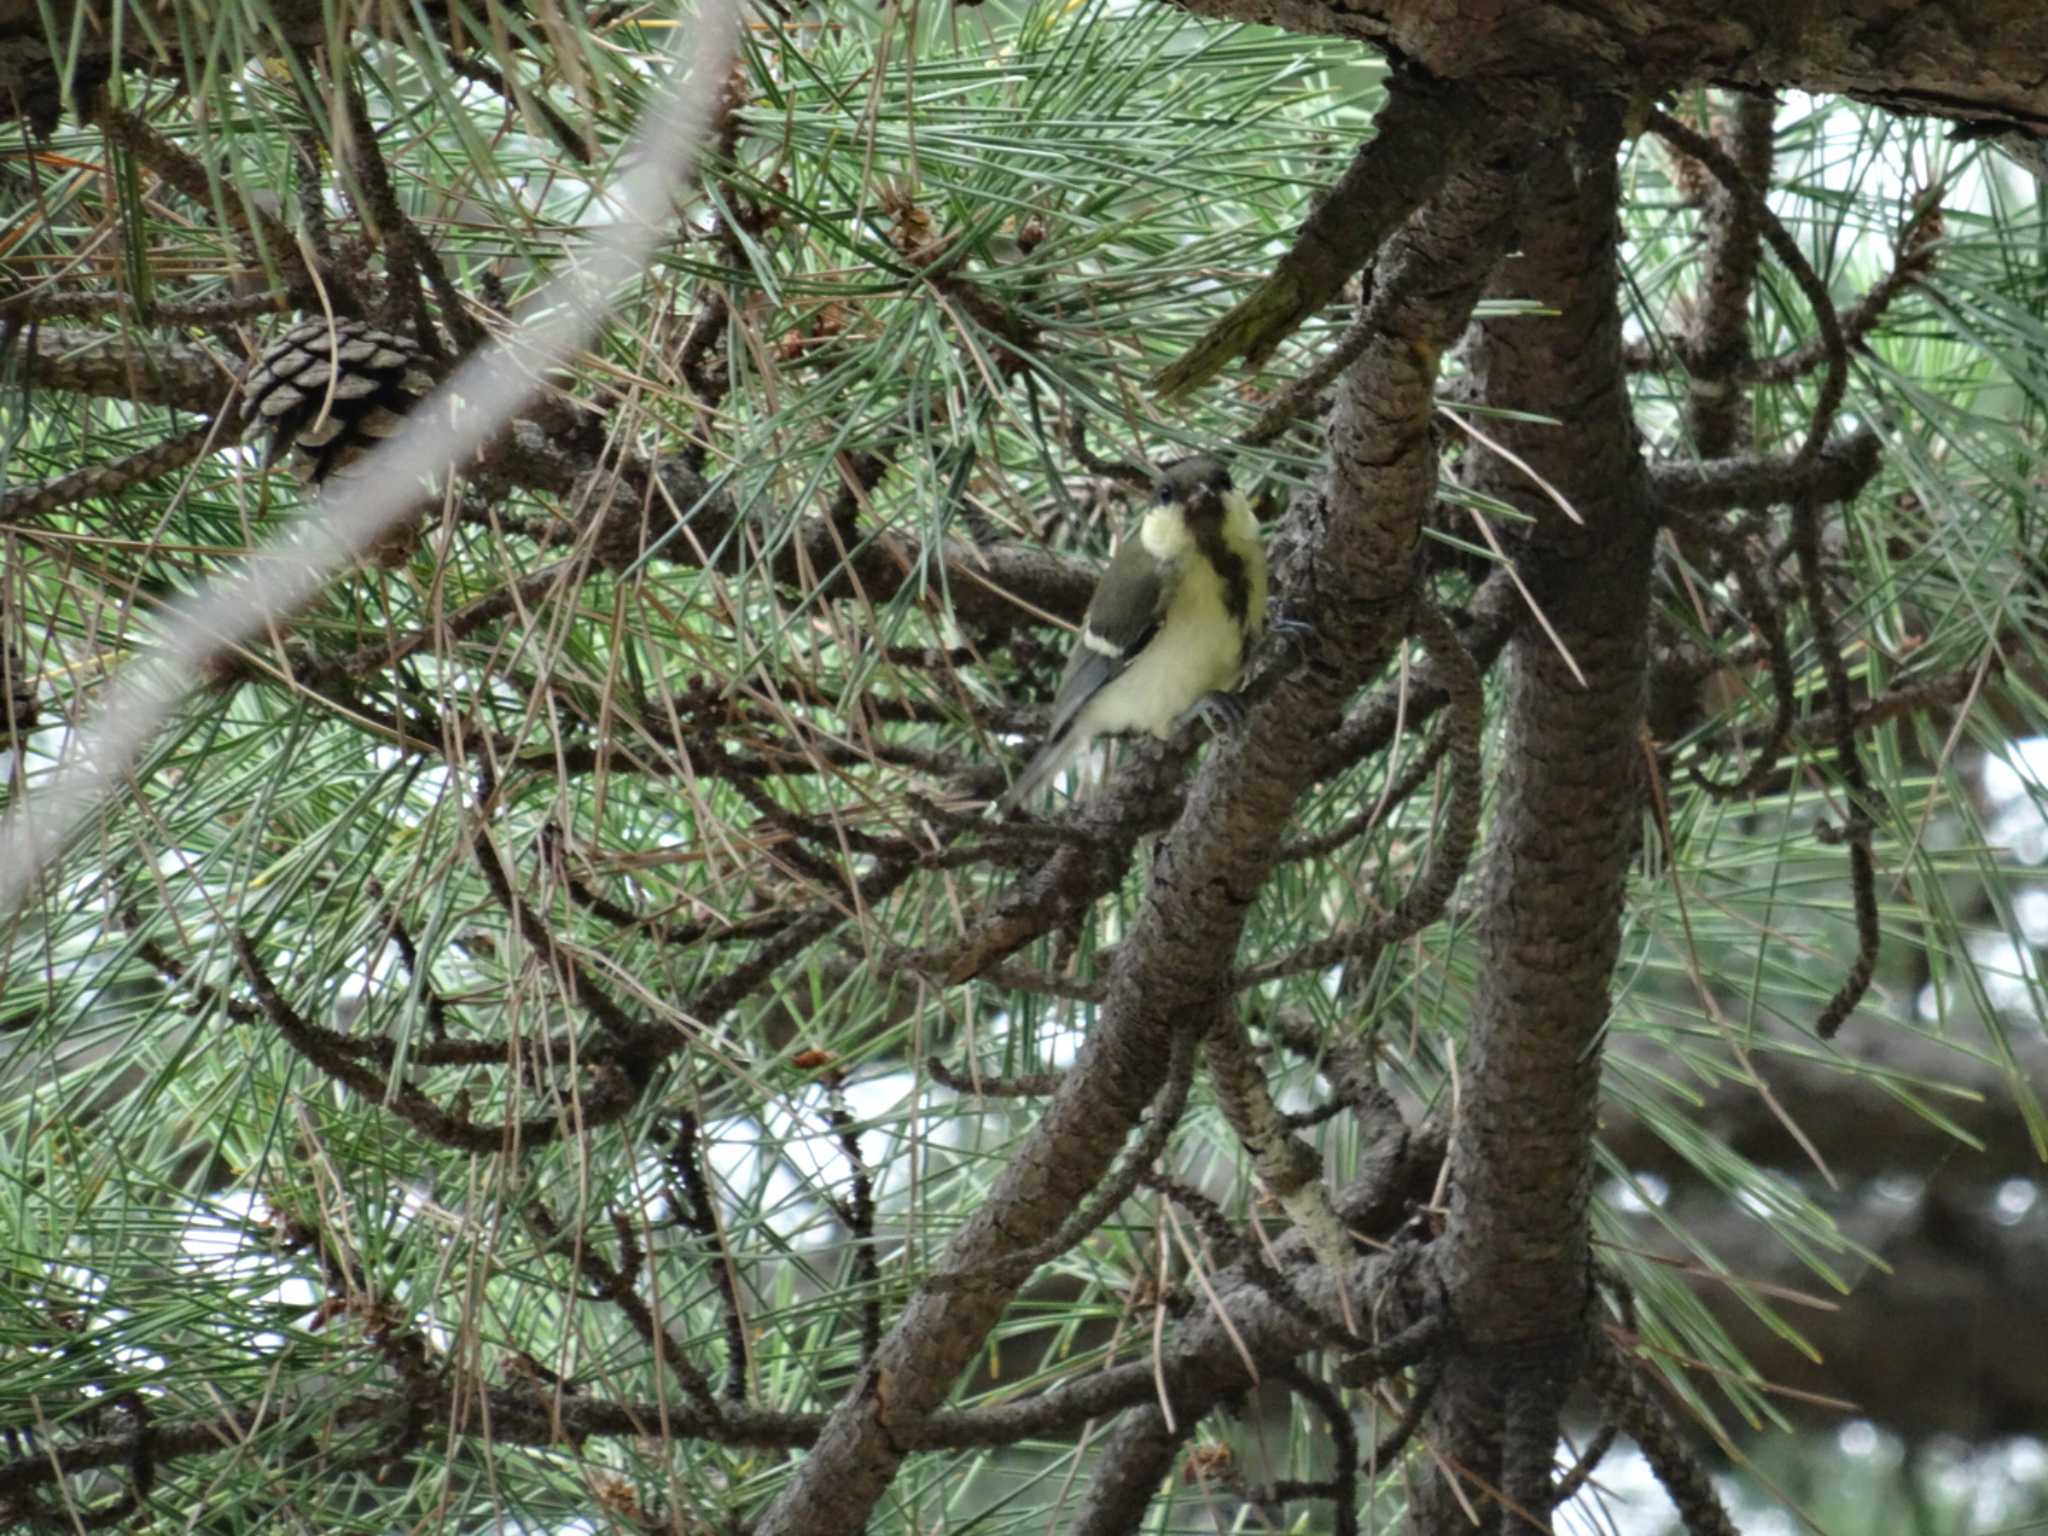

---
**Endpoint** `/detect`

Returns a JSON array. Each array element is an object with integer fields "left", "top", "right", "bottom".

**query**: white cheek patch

[{"left": 1139, "top": 504, "right": 1190, "bottom": 561}]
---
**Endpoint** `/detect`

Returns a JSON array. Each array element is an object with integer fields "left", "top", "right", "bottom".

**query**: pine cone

[{"left": 240, "top": 318, "right": 436, "bottom": 488}]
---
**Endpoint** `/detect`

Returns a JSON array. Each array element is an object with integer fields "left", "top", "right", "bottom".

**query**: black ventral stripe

[{"left": 1194, "top": 523, "right": 1251, "bottom": 632}]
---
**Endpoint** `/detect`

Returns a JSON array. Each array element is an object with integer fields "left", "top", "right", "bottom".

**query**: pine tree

[{"left": 2, "top": 5, "right": 2044, "bottom": 1534}]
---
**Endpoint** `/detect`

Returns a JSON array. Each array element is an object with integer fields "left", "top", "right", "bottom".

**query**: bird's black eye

[{"left": 1155, "top": 483, "right": 1173, "bottom": 504}]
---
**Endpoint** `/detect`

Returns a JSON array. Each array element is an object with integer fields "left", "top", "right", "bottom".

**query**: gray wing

[
  {"left": 993, "top": 539, "right": 1173, "bottom": 816},
  {"left": 1043, "top": 537, "right": 1170, "bottom": 744}
]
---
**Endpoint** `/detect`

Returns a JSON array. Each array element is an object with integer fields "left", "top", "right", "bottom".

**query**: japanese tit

[{"left": 996, "top": 456, "right": 1267, "bottom": 816}]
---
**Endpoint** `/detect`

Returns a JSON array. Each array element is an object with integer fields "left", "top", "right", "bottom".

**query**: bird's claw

[
  {"left": 1188, "top": 690, "right": 1247, "bottom": 736},
  {"left": 1267, "top": 613, "right": 1316, "bottom": 661}
]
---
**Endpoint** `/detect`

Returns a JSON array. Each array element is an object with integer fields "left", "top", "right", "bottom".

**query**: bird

[{"left": 996, "top": 455, "right": 1267, "bottom": 816}]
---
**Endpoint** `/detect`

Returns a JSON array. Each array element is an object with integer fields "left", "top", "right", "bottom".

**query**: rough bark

[
  {"left": 1681, "top": 93, "right": 1778, "bottom": 458},
  {"left": 17, "top": 328, "right": 239, "bottom": 410},
  {"left": 1410, "top": 116, "right": 1655, "bottom": 1533},
  {"left": 1066, "top": 1121, "right": 1440, "bottom": 1536},
  {"left": 12, "top": 2, "right": 2046, "bottom": 147},
  {"left": 1156, "top": 1, "right": 2048, "bottom": 137}
]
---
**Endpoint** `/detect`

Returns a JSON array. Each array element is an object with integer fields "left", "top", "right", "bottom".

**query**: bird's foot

[
  {"left": 1266, "top": 612, "right": 1316, "bottom": 663},
  {"left": 1185, "top": 690, "right": 1247, "bottom": 737}
]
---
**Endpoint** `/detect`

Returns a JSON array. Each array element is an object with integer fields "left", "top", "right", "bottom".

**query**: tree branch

[
  {"left": 750, "top": 110, "right": 1530, "bottom": 1536},
  {"left": 1410, "top": 112, "right": 1645, "bottom": 1534}
]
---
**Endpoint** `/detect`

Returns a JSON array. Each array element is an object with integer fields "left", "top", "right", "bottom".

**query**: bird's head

[{"left": 1153, "top": 455, "right": 1235, "bottom": 531}]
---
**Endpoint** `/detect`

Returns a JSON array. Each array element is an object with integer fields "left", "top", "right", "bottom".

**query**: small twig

[
  {"left": 1275, "top": 1368, "right": 1359, "bottom": 1536},
  {"left": 1739, "top": 193, "right": 1941, "bottom": 384},
  {"left": 1236, "top": 300, "right": 1376, "bottom": 448},
  {"left": 1552, "top": 1421, "right": 1618, "bottom": 1505},
  {"left": 925, "top": 1059, "right": 1063, "bottom": 1098},
  {"left": 679, "top": 285, "right": 731, "bottom": 380},
  {"left": 371, "top": 890, "right": 454, "bottom": 1040},
  {"left": 1238, "top": 604, "right": 1482, "bottom": 987},
  {"left": 1, "top": 420, "right": 223, "bottom": 527},
  {"left": 124, "top": 920, "right": 260, "bottom": 1025},
  {"left": 94, "top": 97, "right": 343, "bottom": 312},
  {"left": 1643, "top": 735, "right": 1840, "bottom": 1187},
  {"left": 138, "top": 898, "right": 531, "bottom": 1066},
  {"left": 662, "top": 1114, "right": 751, "bottom": 1400},
  {"left": 232, "top": 930, "right": 597, "bottom": 1153},
  {"left": 271, "top": 1193, "right": 438, "bottom": 1407},
  {"left": 1363, "top": 1355, "right": 1442, "bottom": 1468},
  {"left": 470, "top": 824, "right": 661, "bottom": 1055},
  {"left": 528, "top": 1202, "right": 721, "bottom": 1416},
  {"left": 1595, "top": 1261, "right": 1638, "bottom": 1337},
  {"left": 446, "top": 50, "right": 595, "bottom": 163},
  {"left": 303, "top": 560, "right": 579, "bottom": 687},
  {"left": 1141, "top": 1172, "right": 1354, "bottom": 1350},
  {"left": 1276, "top": 1099, "right": 1351, "bottom": 1133},
  {"left": 1275, "top": 724, "right": 1449, "bottom": 864},
  {"left": 1332, "top": 1313, "right": 1444, "bottom": 1390},
  {"left": 682, "top": 856, "right": 920, "bottom": 1024},
  {"left": 1256, "top": 1009, "right": 1399, "bottom": 1129},
  {"left": 823, "top": 1078, "right": 883, "bottom": 1365},
  {"left": 338, "top": 75, "right": 481, "bottom": 352},
  {"left": 1790, "top": 495, "right": 1879, "bottom": 1038},
  {"left": 6, "top": 1393, "right": 154, "bottom": 1530},
  {"left": 1681, "top": 518, "right": 1799, "bottom": 800}
]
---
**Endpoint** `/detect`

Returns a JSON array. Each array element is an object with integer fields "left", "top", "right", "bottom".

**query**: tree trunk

[{"left": 1409, "top": 114, "right": 1655, "bottom": 1534}]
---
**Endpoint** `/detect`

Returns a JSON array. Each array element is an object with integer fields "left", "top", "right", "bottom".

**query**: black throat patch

[{"left": 1158, "top": 458, "right": 1251, "bottom": 638}]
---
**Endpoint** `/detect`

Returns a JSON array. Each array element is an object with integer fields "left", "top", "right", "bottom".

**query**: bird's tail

[{"left": 993, "top": 730, "right": 1081, "bottom": 819}]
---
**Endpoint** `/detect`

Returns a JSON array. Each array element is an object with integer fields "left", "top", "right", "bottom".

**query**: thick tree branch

[
  {"left": 1648, "top": 431, "right": 1881, "bottom": 520},
  {"left": 1153, "top": 71, "right": 1515, "bottom": 398},
  {"left": 1411, "top": 114, "right": 1649, "bottom": 1535},
  {"left": 16, "top": 328, "right": 238, "bottom": 410},
  {"left": 1674, "top": 93, "right": 1778, "bottom": 458},
  {"left": 1147, "top": 1, "right": 2048, "bottom": 138},
  {"left": 20, "top": 1, "right": 2048, "bottom": 140}
]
